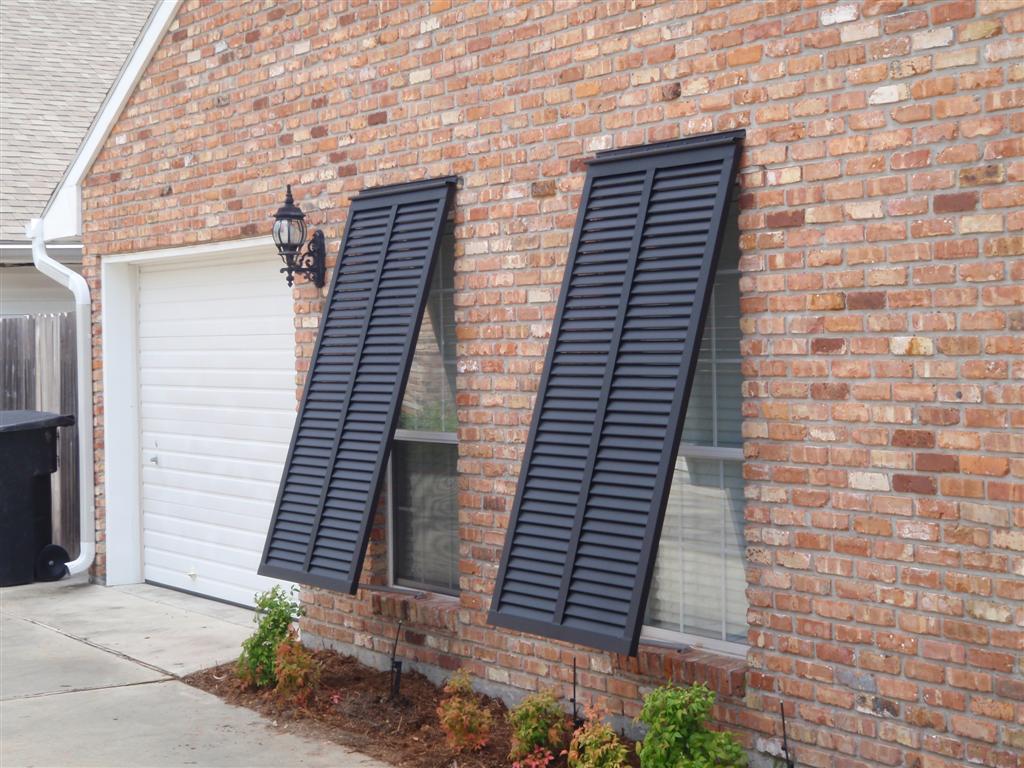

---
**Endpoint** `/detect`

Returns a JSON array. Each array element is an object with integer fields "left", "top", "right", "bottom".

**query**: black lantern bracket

[
  {"left": 272, "top": 184, "right": 327, "bottom": 289},
  {"left": 284, "top": 228, "right": 326, "bottom": 289}
]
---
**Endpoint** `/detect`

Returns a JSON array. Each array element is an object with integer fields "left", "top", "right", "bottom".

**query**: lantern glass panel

[{"left": 273, "top": 217, "right": 306, "bottom": 252}]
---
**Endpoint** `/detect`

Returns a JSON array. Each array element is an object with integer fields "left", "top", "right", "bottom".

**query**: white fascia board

[
  {"left": 0, "top": 240, "right": 82, "bottom": 266},
  {"left": 40, "top": 185, "right": 82, "bottom": 242},
  {"left": 39, "top": 0, "right": 182, "bottom": 243}
]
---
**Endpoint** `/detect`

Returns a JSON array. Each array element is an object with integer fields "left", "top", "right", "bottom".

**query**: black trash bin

[{"left": 0, "top": 410, "right": 76, "bottom": 587}]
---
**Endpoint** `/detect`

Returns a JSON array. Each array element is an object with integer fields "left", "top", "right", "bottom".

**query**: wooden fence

[{"left": 1, "top": 312, "right": 79, "bottom": 557}]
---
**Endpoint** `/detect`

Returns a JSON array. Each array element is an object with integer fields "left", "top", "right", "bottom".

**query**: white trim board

[
  {"left": 103, "top": 236, "right": 273, "bottom": 265},
  {"left": 101, "top": 237, "right": 277, "bottom": 586}
]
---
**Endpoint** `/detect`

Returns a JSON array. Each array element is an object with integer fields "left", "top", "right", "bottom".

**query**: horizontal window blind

[
  {"left": 259, "top": 177, "right": 457, "bottom": 594},
  {"left": 645, "top": 230, "right": 748, "bottom": 648},
  {"left": 488, "top": 131, "right": 743, "bottom": 655},
  {"left": 646, "top": 457, "right": 747, "bottom": 645}
]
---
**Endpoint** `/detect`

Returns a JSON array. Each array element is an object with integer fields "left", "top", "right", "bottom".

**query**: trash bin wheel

[{"left": 35, "top": 544, "right": 70, "bottom": 582}]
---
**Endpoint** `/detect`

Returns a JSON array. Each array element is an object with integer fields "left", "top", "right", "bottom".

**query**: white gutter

[{"left": 28, "top": 219, "right": 95, "bottom": 576}]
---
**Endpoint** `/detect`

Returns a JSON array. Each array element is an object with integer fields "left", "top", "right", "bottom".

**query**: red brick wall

[{"left": 81, "top": 1, "right": 1023, "bottom": 765}]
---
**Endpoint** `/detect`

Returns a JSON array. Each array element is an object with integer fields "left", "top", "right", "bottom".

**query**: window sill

[
  {"left": 363, "top": 584, "right": 459, "bottom": 634},
  {"left": 615, "top": 640, "right": 748, "bottom": 699}
]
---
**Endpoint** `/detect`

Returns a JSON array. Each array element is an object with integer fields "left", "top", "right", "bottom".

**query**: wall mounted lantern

[{"left": 272, "top": 184, "right": 326, "bottom": 288}]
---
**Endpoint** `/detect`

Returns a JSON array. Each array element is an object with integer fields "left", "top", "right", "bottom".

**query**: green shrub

[
  {"left": 436, "top": 669, "right": 493, "bottom": 752},
  {"left": 274, "top": 630, "right": 320, "bottom": 705},
  {"left": 566, "top": 708, "right": 628, "bottom": 768},
  {"left": 508, "top": 691, "right": 570, "bottom": 761},
  {"left": 237, "top": 585, "right": 303, "bottom": 688},
  {"left": 636, "top": 683, "right": 747, "bottom": 768}
]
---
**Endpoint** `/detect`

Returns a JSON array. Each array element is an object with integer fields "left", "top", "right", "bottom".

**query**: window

[
  {"left": 389, "top": 233, "right": 459, "bottom": 594},
  {"left": 488, "top": 131, "right": 744, "bottom": 655},
  {"left": 644, "top": 216, "right": 747, "bottom": 654},
  {"left": 259, "top": 178, "right": 457, "bottom": 594}
]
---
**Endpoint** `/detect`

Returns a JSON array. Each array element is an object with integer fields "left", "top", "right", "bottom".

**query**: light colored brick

[
  {"left": 912, "top": 27, "right": 954, "bottom": 50},
  {"left": 869, "top": 83, "right": 910, "bottom": 104},
  {"left": 891, "top": 336, "right": 935, "bottom": 356},
  {"left": 821, "top": 4, "right": 858, "bottom": 25}
]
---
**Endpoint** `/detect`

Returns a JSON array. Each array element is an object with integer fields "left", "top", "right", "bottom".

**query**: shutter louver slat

[
  {"left": 488, "top": 131, "right": 742, "bottom": 655},
  {"left": 259, "top": 177, "right": 456, "bottom": 593}
]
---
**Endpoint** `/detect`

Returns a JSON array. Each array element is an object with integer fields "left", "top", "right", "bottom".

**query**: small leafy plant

[
  {"left": 513, "top": 745, "right": 557, "bottom": 768},
  {"left": 436, "top": 669, "right": 493, "bottom": 752},
  {"left": 237, "top": 585, "right": 303, "bottom": 689},
  {"left": 274, "top": 630, "right": 320, "bottom": 706},
  {"left": 508, "top": 691, "right": 570, "bottom": 762},
  {"left": 566, "top": 707, "right": 628, "bottom": 768},
  {"left": 636, "top": 683, "right": 747, "bottom": 768}
]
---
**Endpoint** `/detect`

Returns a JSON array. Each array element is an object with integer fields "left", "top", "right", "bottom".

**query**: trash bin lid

[{"left": 0, "top": 410, "right": 75, "bottom": 433}]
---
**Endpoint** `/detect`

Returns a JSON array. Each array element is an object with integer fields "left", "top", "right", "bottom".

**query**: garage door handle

[{"left": 148, "top": 455, "right": 159, "bottom": 465}]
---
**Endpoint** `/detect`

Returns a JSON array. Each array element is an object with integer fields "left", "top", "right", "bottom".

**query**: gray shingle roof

[{"left": 0, "top": 0, "right": 155, "bottom": 241}]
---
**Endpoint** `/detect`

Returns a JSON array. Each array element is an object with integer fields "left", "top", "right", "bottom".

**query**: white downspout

[{"left": 28, "top": 219, "right": 96, "bottom": 576}]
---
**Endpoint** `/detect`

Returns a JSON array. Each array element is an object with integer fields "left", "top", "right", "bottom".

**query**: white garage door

[{"left": 138, "top": 254, "right": 297, "bottom": 606}]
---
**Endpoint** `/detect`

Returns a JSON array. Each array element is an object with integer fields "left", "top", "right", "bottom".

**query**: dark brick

[
  {"left": 848, "top": 292, "right": 887, "bottom": 310},
  {"left": 915, "top": 453, "right": 958, "bottom": 473},
  {"left": 933, "top": 192, "right": 978, "bottom": 213},
  {"left": 892, "top": 429, "right": 936, "bottom": 448},
  {"left": 766, "top": 210, "right": 805, "bottom": 228},
  {"left": 893, "top": 474, "right": 938, "bottom": 494}
]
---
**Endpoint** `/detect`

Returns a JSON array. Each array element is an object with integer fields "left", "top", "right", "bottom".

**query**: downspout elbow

[{"left": 27, "top": 219, "right": 96, "bottom": 577}]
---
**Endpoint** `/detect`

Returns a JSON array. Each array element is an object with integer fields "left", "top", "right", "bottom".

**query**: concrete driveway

[{"left": 1, "top": 577, "right": 386, "bottom": 767}]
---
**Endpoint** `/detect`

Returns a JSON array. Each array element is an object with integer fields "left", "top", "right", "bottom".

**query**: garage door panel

[
  {"left": 143, "top": 484, "right": 280, "bottom": 520},
  {"left": 139, "top": 433, "right": 287, "bottom": 464},
  {"left": 140, "top": 293, "right": 293, "bottom": 321},
  {"left": 137, "top": 335, "right": 294, "bottom": 354},
  {"left": 143, "top": 558, "right": 282, "bottom": 608},
  {"left": 140, "top": 384, "right": 295, "bottom": 410},
  {"left": 140, "top": 284, "right": 287, "bottom": 305},
  {"left": 139, "top": 317, "right": 293, "bottom": 339},
  {"left": 141, "top": 417, "right": 295, "bottom": 445},
  {"left": 144, "top": 498, "right": 273, "bottom": 534},
  {"left": 145, "top": 526, "right": 267, "bottom": 565},
  {"left": 139, "top": 368, "right": 294, "bottom": 390},
  {"left": 143, "top": 465, "right": 280, "bottom": 502},
  {"left": 141, "top": 450, "right": 286, "bottom": 484},
  {"left": 139, "top": 254, "right": 296, "bottom": 606},
  {"left": 141, "top": 403, "right": 296, "bottom": 429},
  {"left": 139, "top": 262, "right": 287, "bottom": 292},
  {"left": 140, "top": 349, "right": 294, "bottom": 369}
]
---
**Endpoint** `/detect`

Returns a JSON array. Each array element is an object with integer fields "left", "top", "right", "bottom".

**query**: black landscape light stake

[
  {"left": 570, "top": 657, "right": 584, "bottom": 728},
  {"left": 780, "top": 701, "right": 795, "bottom": 768},
  {"left": 388, "top": 620, "right": 404, "bottom": 701},
  {"left": 272, "top": 184, "right": 326, "bottom": 288}
]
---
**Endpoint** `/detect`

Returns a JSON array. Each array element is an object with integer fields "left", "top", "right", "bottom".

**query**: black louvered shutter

[
  {"left": 488, "top": 131, "right": 743, "bottom": 655},
  {"left": 260, "top": 177, "right": 457, "bottom": 593}
]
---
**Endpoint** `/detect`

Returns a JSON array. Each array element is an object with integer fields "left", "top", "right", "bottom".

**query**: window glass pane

[
  {"left": 645, "top": 457, "right": 746, "bottom": 644},
  {"left": 648, "top": 207, "right": 746, "bottom": 646},
  {"left": 398, "top": 234, "right": 456, "bottom": 433},
  {"left": 680, "top": 232, "right": 742, "bottom": 448},
  {"left": 680, "top": 362, "right": 714, "bottom": 445},
  {"left": 714, "top": 268, "right": 741, "bottom": 361},
  {"left": 715, "top": 361, "right": 743, "bottom": 448},
  {"left": 392, "top": 441, "right": 459, "bottom": 593}
]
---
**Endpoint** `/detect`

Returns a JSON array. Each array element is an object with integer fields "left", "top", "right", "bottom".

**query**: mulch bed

[{"left": 184, "top": 648, "right": 527, "bottom": 768}]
